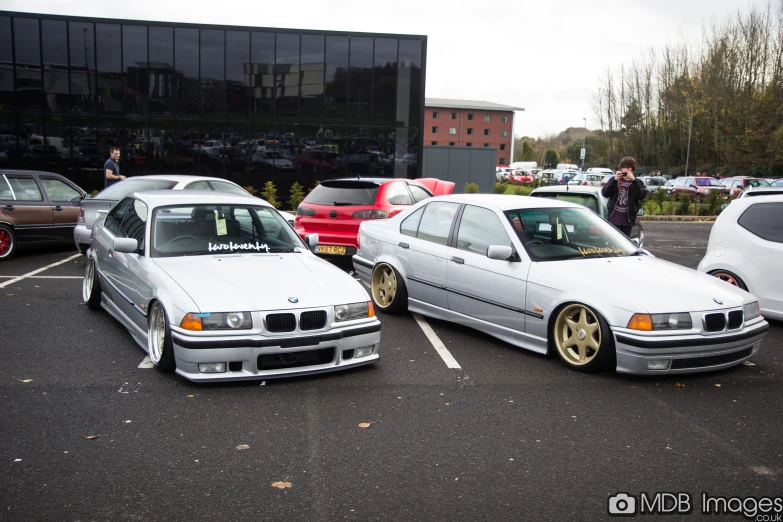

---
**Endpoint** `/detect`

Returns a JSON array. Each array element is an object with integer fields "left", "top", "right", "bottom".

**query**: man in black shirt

[{"left": 104, "top": 146, "right": 126, "bottom": 188}]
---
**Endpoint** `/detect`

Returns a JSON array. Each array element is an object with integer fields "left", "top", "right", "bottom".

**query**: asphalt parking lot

[{"left": 1, "top": 222, "right": 780, "bottom": 522}]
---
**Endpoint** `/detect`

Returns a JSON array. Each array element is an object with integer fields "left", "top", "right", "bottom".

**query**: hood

[
  {"left": 153, "top": 253, "right": 369, "bottom": 312},
  {"left": 530, "top": 255, "right": 752, "bottom": 314},
  {"left": 416, "top": 178, "right": 455, "bottom": 196}
]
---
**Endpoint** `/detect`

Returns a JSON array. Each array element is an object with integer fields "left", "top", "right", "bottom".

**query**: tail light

[
  {"left": 77, "top": 207, "right": 85, "bottom": 224},
  {"left": 352, "top": 210, "right": 388, "bottom": 219},
  {"left": 296, "top": 206, "right": 316, "bottom": 217},
  {"left": 582, "top": 181, "right": 588, "bottom": 185},
  {"left": 601, "top": 182, "right": 605, "bottom": 186}
]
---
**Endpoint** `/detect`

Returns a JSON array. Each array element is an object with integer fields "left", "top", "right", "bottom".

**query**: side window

[
  {"left": 184, "top": 181, "right": 212, "bottom": 191},
  {"left": 407, "top": 184, "right": 432, "bottom": 203},
  {"left": 416, "top": 202, "right": 459, "bottom": 246},
  {"left": 738, "top": 202, "right": 783, "bottom": 243},
  {"left": 210, "top": 181, "right": 248, "bottom": 195},
  {"left": 104, "top": 198, "right": 133, "bottom": 236},
  {"left": 400, "top": 207, "right": 424, "bottom": 237},
  {"left": 120, "top": 200, "right": 148, "bottom": 248},
  {"left": 457, "top": 205, "right": 512, "bottom": 256},
  {"left": 385, "top": 182, "right": 413, "bottom": 206},
  {"left": 40, "top": 178, "right": 82, "bottom": 202},
  {"left": 0, "top": 176, "right": 13, "bottom": 200},
  {"left": 6, "top": 176, "right": 43, "bottom": 201}
]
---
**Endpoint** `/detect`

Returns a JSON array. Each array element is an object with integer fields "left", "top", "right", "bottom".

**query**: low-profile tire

[
  {"left": 370, "top": 262, "right": 408, "bottom": 314},
  {"left": 709, "top": 270, "right": 748, "bottom": 291},
  {"left": 0, "top": 224, "right": 16, "bottom": 261},
  {"left": 82, "top": 258, "right": 102, "bottom": 310},
  {"left": 551, "top": 303, "right": 615, "bottom": 372},
  {"left": 148, "top": 301, "right": 176, "bottom": 373}
]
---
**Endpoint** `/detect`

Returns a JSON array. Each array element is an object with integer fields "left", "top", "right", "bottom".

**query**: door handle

[
  {"left": 3, "top": 204, "right": 13, "bottom": 211},
  {"left": 398, "top": 242, "right": 409, "bottom": 249},
  {"left": 53, "top": 205, "right": 63, "bottom": 211},
  {"left": 451, "top": 256, "right": 464, "bottom": 264}
]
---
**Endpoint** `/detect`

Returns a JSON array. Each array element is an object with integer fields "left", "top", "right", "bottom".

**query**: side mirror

[
  {"left": 112, "top": 237, "right": 139, "bottom": 254},
  {"left": 487, "top": 245, "right": 514, "bottom": 261},
  {"left": 304, "top": 233, "right": 319, "bottom": 251},
  {"left": 689, "top": 184, "right": 697, "bottom": 189}
]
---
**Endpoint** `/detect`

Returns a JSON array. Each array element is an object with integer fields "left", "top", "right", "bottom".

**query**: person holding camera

[{"left": 602, "top": 156, "right": 647, "bottom": 238}]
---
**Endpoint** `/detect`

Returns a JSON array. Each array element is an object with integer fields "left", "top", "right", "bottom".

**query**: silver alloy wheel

[
  {"left": 82, "top": 260, "right": 94, "bottom": 302},
  {"left": 148, "top": 303, "right": 166, "bottom": 365}
]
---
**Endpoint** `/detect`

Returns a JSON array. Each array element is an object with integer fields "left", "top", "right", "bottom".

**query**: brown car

[
  {"left": 0, "top": 170, "right": 86, "bottom": 260},
  {"left": 671, "top": 176, "right": 730, "bottom": 202}
]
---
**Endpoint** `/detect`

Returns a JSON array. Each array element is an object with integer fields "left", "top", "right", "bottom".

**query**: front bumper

[
  {"left": 613, "top": 320, "right": 769, "bottom": 374},
  {"left": 169, "top": 320, "right": 381, "bottom": 382},
  {"left": 73, "top": 224, "right": 91, "bottom": 251}
]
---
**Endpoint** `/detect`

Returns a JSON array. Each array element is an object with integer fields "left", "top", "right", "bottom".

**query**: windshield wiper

[
  {"left": 628, "top": 250, "right": 648, "bottom": 256},
  {"left": 267, "top": 247, "right": 296, "bottom": 253}
]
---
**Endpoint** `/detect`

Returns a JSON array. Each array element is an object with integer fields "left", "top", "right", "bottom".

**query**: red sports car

[
  {"left": 295, "top": 177, "right": 455, "bottom": 256},
  {"left": 508, "top": 170, "right": 534, "bottom": 183}
]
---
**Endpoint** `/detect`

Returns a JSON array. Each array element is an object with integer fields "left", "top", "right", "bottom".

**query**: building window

[
  {"left": 431, "top": 141, "right": 438, "bottom": 145},
  {"left": 450, "top": 112, "right": 457, "bottom": 120},
  {"left": 433, "top": 111, "right": 439, "bottom": 119},
  {"left": 499, "top": 158, "right": 506, "bottom": 163},
  {"left": 484, "top": 129, "right": 490, "bottom": 136},
  {"left": 484, "top": 114, "right": 491, "bottom": 122},
  {"left": 467, "top": 128, "right": 473, "bottom": 135},
  {"left": 432, "top": 126, "right": 438, "bottom": 134},
  {"left": 467, "top": 113, "right": 474, "bottom": 120},
  {"left": 466, "top": 143, "right": 472, "bottom": 147},
  {"left": 500, "top": 144, "right": 506, "bottom": 151},
  {"left": 483, "top": 143, "right": 489, "bottom": 147},
  {"left": 502, "top": 115, "right": 509, "bottom": 123},
  {"left": 449, "top": 128, "right": 456, "bottom": 135},
  {"left": 449, "top": 142, "right": 455, "bottom": 146},
  {"left": 500, "top": 130, "right": 508, "bottom": 137}
]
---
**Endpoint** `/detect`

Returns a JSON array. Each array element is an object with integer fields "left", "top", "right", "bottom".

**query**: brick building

[{"left": 424, "top": 98, "right": 523, "bottom": 165}]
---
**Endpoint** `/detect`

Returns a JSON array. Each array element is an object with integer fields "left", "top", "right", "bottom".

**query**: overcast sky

[{"left": 1, "top": 0, "right": 769, "bottom": 138}]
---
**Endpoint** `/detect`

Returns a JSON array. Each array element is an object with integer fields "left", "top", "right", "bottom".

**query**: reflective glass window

[
  {"left": 226, "top": 31, "right": 249, "bottom": 114},
  {"left": 397, "top": 39, "right": 422, "bottom": 127},
  {"left": 250, "top": 31, "right": 274, "bottom": 121},
  {"left": 0, "top": 17, "right": 12, "bottom": 111},
  {"left": 14, "top": 18, "right": 43, "bottom": 111},
  {"left": 349, "top": 37, "right": 372, "bottom": 124},
  {"left": 200, "top": 29, "right": 225, "bottom": 116},
  {"left": 96, "top": 24, "right": 123, "bottom": 114},
  {"left": 300, "top": 34, "right": 324, "bottom": 122},
  {"left": 149, "top": 26, "right": 174, "bottom": 116},
  {"left": 41, "top": 20, "right": 69, "bottom": 112},
  {"left": 276, "top": 33, "right": 300, "bottom": 121},
  {"left": 175, "top": 28, "right": 199, "bottom": 116},
  {"left": 70, "top": 22, "right": 96, "bottom": 113},
  {"left": 324, "top": 36, "right": 348, "bottom": 123},
  {"left": 373, "top": 38, "right": 397, "bottom": 127},
  {"left": 123, "top": 25, "right": 148, "bottom": 115}
]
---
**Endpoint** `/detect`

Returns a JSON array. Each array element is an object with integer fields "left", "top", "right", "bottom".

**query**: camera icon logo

[{"left": 608, "top": 493, "right": 637, "bottom": 516}]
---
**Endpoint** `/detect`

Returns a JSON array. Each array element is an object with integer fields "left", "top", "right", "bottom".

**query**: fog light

[
  {"left": 647, "top": 359, "right": 671, "bottom": 371},
  {"left": 198, "top": 362, "right": 227, "bottom": 373},
  {"left": 355, "top": 346, "right": 374, "bottom": 358}
]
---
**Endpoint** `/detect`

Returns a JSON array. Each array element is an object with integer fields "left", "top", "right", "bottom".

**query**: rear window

[
  {"left": 303, "top": 181, "right": 380, "bottom": 206},
  {"left": 738, "top": 202, "right": 783, "bottom": 243},
  {"left": 96, "top": 179, "right": 178, "bottom": 200}
]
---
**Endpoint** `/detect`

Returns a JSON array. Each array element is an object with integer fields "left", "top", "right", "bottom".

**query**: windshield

[
  {"left": 695, "top": 178, "right": 720, "bottom": 186},
  {"left": 151, "top": 204, "right": 305, "bottom": 258},
  {"left": 505, "top": 207, "right": 637, "bottom": 261},
  {"left": 96, "top": 179, "right": 177, "bottom": 200},
  {"left": 303, "top": 181, "right": 380, "bottom": 206}
]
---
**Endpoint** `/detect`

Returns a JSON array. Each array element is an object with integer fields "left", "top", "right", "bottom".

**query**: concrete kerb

[{"left": 640, "top": 216, "right": 717, "bottom": 222}]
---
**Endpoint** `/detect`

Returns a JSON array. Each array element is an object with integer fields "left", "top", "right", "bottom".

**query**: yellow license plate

[{"left": 316, "top": 245, "right": 347, "bottom": 255}]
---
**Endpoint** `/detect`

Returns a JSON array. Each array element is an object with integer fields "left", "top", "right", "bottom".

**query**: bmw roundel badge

[
  {"left": 713, "top": 298, "right": 723, "bottom": 305},
  {"left": 288, "top": 297, "right": 299, "bottom": 303}
]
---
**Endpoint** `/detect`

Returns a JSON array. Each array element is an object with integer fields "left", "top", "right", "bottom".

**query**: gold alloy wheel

[
  {"left": 371, "top": 264, "right": 397, "bottom": 308},
  {"left": 554, "top": 304, "right": 602, "bottom": 366},
  {"left": 711, "top": 271, "right": 741, "bottom": 288}
]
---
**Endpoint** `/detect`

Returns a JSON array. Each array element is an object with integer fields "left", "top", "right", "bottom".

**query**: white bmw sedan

[
  {"left": 353, "top": 195, "right": 768, "bottom": 375},
  {"left": 83, "top": 191, "right": 380, "bottom": 382},
  {"left": 698, "top": 194, "right": 783, "bottom": 321}
]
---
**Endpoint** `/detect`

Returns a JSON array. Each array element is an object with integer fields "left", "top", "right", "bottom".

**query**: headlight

[
  {"left": 627, "top": 313, "right": 692, "bottom": 331},
  {"left": 180, "top": 312, "right": 252, "bottom": 331},
  {"left": 334, "top": 302, "right": 374, "bottom": 322},
  {"left": 744, "top": 301, "right": 760, "bottom": 320}
]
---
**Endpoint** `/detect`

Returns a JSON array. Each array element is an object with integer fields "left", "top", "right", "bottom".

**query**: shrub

[
  {"left": 260, "top": 181, "right": 280, "bottom": 208},
  {"left": 288, "top": 182, "right": 305, "bottom": 210},
  {"left": 704, "top": 191, "right": 722, "bottom": 215},
  {"left": 676, "top": 194, "right": 691, "bottom": 215},
  {"left": 492, "top": 182, "right": 508, "bottom": 194},
  {"left": 512, "top": 185, "right": 533, "bottom": 196},
  {"left": 464, "top": 182, "right": 479, "bottom": 194}
]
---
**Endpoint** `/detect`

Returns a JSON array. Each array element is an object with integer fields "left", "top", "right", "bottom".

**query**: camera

[{"left": 608, "top": 493, "right": 637, "bottom": 516}]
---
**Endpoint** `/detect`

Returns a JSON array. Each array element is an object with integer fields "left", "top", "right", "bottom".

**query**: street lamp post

[{"left": 581, "top": 117, "right": 586, "bottom": 170}]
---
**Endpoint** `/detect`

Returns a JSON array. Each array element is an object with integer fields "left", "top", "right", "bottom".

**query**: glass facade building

[{"left": 0, "top": 12, "right": 426, "bottom": 193}]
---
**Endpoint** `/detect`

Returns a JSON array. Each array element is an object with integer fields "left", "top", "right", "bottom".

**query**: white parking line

[
  {"left": 0, "top": 275, "right": 83, "bottom": 279},
  {"left": 412, "top": 313, "right": 461, "bottom": 369},
  {"left": 138, "top": 356, "right": 154, "bottom": 369},
  {"left": 0, "top": 254, "right": 82, "bottom": 289}
]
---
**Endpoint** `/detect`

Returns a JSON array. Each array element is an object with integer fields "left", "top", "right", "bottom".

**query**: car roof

[
  {"left": 531, "top": 185, "right": 603, "bottom": 195},
  {"left": 430, "top": 194, "right": 580, "bottom": 211},
  {"left": 132, "top": 190, "right": 269, "bottom": 209},
  {"left": 730, "top": 193, "right": 783, "bottom": 207},
  {"left": 742, "top": 187, "right": 783, "bottom": 194}
]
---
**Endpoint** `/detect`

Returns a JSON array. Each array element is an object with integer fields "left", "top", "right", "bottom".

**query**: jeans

[{"left": 616, "top": 225, "right": 633, "bottom": 237}]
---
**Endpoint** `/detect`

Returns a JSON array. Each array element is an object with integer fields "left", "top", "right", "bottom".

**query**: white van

[
  {"left": 510, "top": 161, "right": 538, "bottom": 171},
  {"left": 26, "top": 135, "right": 76, "bottom": 158},
  {"left": 556, "top": 163, "right": 579, "bottom": 171},
  {"left": 588, "top": 167, "right": 614, "bottom": 176}
]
